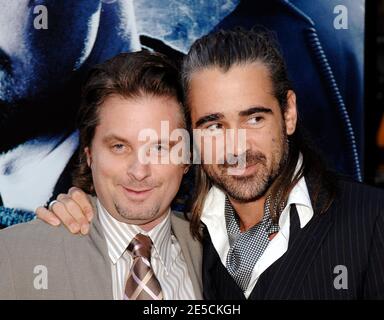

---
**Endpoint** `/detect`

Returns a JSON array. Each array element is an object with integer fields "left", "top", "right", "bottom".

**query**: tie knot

[{"left": 128, "top": 234, "right": 153, "bottom": 259}]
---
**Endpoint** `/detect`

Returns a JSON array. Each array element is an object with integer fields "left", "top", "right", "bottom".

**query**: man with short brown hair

[{"left": 0, "top": 51, "right": 202, "bottom": 300}]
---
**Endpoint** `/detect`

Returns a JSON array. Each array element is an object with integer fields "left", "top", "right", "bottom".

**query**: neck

[
  {"left": 108, "top": 205, "right": 170, "bottom": 232},
  {"left": 139, "top": 211, "right": 169, "bottom": 232},
  {"left": 228, "top": 195, "right": 266, "bottom": 232}
]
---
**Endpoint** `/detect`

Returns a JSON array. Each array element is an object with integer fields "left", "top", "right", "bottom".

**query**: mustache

[
  {"left": 220, "top": 150, "right": 267, "bottom": 169},
  {"left": 121, "top": 180, "right": 162, "bottom": 189}
]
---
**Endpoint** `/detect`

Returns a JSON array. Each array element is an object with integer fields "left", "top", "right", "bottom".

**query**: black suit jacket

[{"left": 203, "top": 177, "right": 384, "bottom": 299}]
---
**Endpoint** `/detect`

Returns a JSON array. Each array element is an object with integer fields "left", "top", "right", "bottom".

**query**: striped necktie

[{"left": 124, "top": 233, "right": 163, "bottom": 300}]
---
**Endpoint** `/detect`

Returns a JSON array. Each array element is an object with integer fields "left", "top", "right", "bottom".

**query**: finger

[
  {"left": 35, "top": 206, "right": 61, "bottom": 226},
  {"left": 68, "top": 187, "right": 95, "bottom": 222},
  {"left": 57, "top": 194, "right": 90, "bottom": 234},
  {"left": 50, "top": 200, "right": 81, "bottom": 234}
]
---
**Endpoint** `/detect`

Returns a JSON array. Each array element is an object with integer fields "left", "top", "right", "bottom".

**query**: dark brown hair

[
  {"left": 73, "top": 51, "right": 185, "bottom": 194},
  {"left": 181, "top": 27, "right": 337, "bottom": 240}
]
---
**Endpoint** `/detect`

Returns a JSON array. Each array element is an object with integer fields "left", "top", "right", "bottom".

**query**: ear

[
  {"left": 85, "top": 147, "right": 92, "bottom": 168},
  {"left": 284, "top": 90, "right": 297, "bottom": 136}
]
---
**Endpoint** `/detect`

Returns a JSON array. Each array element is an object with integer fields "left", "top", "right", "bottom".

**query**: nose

[
  {"left": 225, "top": 127, "right": 249, "bottom": 157},
  {"left": 126, "top": 154, "right": 151, "bottom": 181}
]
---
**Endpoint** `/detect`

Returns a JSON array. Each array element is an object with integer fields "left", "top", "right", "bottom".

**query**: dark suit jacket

[{"left": 203, "top": 177, "right": 384, "bottom": 299}]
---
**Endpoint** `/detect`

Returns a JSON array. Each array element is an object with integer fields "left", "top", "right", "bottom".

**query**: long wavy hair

[{"left": 181, "top": 28, "right": 337, "bottom": 240}]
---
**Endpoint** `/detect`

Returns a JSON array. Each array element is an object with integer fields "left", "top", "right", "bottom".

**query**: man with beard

[
  {"left": 37, "top": 28, "right": 384, "bottom": 299},
  {"left": 0, "top": 51, "right": 201, "bottom": 299}
]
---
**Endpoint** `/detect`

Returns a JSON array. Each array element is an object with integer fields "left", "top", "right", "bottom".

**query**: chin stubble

[
  {"left": 114, "top": 202, "right": 161, "bottom": 221},
  {"left": 203, "top": 133, "right": 289, "bottom": 202}
]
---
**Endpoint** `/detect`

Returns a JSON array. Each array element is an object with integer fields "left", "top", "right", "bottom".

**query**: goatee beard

[{"left": 203, "top": 137, "right": 289, "bottom": 202}]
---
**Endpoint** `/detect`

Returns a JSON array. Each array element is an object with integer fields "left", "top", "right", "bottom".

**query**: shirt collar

[
  {"left": 97, "top": 199, "right": 173, "bottom": 270},
  {"left": 201, "top": 153, "right": 313, "bottom": 229},
  {"left": 279, "top": 154, "right": 313, "bottom": 229}
]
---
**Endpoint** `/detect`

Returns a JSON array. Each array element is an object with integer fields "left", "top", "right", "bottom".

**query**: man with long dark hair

[
  {"left": 38, "top": 28, "right": 384, "bottom": 299},
  {"left": 180, "top": 28, "right": 384, "bottom": 299}
]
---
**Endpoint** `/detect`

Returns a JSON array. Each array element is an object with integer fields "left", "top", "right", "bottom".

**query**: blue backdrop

[{"left": 0, "top": 0, "right": 364, "bottom": 227}]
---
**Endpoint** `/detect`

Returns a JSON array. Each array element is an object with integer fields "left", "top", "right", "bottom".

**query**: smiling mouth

[
  {"left": 121, "top": 186, "right": 155, "bottom": 200},
  {"left": 124, "top": 187, "right": 154, "bottom": 193},
  {"left": 226, "top": 163, "right": 260, "bottom": 176}
]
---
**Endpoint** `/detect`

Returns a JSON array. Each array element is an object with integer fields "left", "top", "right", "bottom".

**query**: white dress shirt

[
  {"left": 97, "top": 199, "right": 196, "bottom": 300},
  {"left": 201, "top": 154, "right": 313, "bottom": 298}
]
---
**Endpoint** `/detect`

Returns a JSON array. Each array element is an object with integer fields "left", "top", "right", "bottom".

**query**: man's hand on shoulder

[{"left": 35, "top": 187, "right": 94, "bottom": 235}]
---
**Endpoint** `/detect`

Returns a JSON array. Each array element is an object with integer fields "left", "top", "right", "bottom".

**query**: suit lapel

[
  {"left": 63, "top": 196, "right": 113, "bottom": 299},
  {"left": 170, "top": 212, "right": 203, "bottom": 299},
  {"left": 262, "top": 175, "right": 338, "bottom": 299},
  {"left": 264, "top": 202, "right": 336, "bottom": 299}
]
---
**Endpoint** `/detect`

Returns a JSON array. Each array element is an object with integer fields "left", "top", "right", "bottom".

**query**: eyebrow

[
  {"left": 238, "top": 106, "right": 273, "bottom": 117},
  {"left": 102, "top": 134, "right": 130, "bottom": 145},
  {"left": 102, "top": 134, "right": 179, "bottom": 149},
  {"left": 195, "top": 113, "right": 224, "bottom": 128}
]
